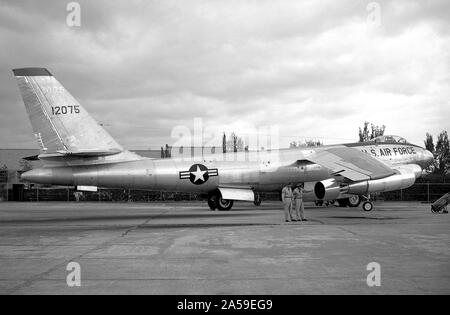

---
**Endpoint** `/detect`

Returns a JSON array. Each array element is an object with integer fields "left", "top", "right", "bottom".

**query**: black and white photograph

[{"left": 0, "top": 0, "right": 449, "bottom": 298}]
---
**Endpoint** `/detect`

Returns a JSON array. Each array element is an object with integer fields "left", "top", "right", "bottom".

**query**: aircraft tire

[
  {"left": 348, "top": 195, "right": 361, "bottom": 207},
  {"left": 208, "top": 195, "right": 218, "bottom": 211},
  {"left": 254, "top": 193, "right": 262, "bottom": 206},
  {"left": 362, "top": 201, "right": 373, "bottom": 212},
  {"left": 217, "top": 196, "right": 234, "bottom": 211}
]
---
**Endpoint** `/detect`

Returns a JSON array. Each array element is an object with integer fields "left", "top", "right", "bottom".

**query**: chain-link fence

[
  {"left": 0, "top": 183, "right": 448, "bottom": 203},
  {"left": 380, "top": 183, "right": 450, "bottom": 202},
  {"left": 0, "top": 185, "right": 204, "bottom": 202}
]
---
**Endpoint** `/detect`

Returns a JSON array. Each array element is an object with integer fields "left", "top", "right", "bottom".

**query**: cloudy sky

[{"left": 0, "top": 0, "right": 449, "bottom": 150}]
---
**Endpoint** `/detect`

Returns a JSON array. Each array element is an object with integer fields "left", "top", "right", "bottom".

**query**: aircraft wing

[{"left": 305, "top": 146, "right": 395, "bottom": 181}]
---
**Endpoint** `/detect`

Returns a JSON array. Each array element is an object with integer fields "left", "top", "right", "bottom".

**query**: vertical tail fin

[{"left": 13, "top": 68, "right": 123, "bottom": 155}]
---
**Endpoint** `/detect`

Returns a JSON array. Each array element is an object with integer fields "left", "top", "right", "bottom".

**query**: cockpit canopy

[{"left": 372, "top": 135, "right": 408, "bottom": 144}]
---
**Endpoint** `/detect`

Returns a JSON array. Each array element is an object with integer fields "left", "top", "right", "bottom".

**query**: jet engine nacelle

[
  {"left": 314, "top": 164, "right": 421, "bottom": 200},
  {"left": 314, "top": 178, "right": 342, "bottom": 200}
]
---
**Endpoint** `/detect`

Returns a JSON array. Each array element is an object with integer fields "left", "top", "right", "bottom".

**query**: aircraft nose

[{"left": 424, "top": 150, "right": 434, "bottom": 168}]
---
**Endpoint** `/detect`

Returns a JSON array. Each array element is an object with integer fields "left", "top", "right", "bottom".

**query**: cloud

[{"left": 0, "top": 0, "right": 449, "bottom": 150}]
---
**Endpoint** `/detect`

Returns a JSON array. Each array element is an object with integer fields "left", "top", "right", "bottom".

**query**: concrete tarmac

[{"left": 0, "top": 201, "right": 449, "bottom": 294}]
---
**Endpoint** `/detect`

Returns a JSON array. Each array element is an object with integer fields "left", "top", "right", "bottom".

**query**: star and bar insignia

[{"left": 179, "top": 164, "right": 219, "bottom": 185}]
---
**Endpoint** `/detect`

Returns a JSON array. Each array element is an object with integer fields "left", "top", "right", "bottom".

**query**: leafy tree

[
  {"left": 290, "top": 140, "right": 322, "bottom": 148},
  {"left": 225, "top": 133, "right": 245, "bottom": 152},
  {"left": 305, "top": 140, "right": 323, "bottom": 147},
  {"left": 359, "top": 121, "right": 385, "bottom": 142},
  {"left": 222, "top": 133, "right": 227, "bottom": 154},
  {"left": 424, "top": 133, "right": 435, "bottom": 152},
  {"left": 423, "top": 131, "right": 450, "bottom": 177},
  {"left": 232, "top": 132, "right": 238, "bottom": 153},
  {"left": 423, "top": 133, "right": 436, "bottom": 173},
  {"left": 359, "top": 122, "right": 370, "bottom": 142},
  {"left": 435, "top": 131, "right": 450, "bottom": 177},
  {"left": 370, "top": 124, "right": 386, "bottom": 140}
]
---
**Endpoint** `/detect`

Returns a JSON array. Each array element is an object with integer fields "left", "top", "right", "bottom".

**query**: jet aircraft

[{"left": 13, "top": 68, "right": 434, "bottom": 211}]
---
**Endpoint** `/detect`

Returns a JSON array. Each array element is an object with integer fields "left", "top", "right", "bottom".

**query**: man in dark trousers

[
  {"left": 281, "top": 183, "right": 294, "bottom": 222},
  {"left": 293, "top": 183, "right": 309, "bottom": 221}
]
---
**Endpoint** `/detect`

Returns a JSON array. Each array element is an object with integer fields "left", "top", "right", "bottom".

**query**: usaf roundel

[{"left": 179, "top": 164, "right": 218, "bottom": 185}]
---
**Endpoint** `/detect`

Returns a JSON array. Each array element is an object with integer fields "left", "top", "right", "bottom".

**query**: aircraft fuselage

[{"left": 22, "top": 141, "right": 434, "bottom": 196}]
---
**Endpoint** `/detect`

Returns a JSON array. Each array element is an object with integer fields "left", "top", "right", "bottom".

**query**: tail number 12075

[{"left": 51, "top": 105, "right": 80, "bottom": 115}]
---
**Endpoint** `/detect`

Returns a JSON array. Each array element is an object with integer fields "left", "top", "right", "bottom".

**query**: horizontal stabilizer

[
  {"left": 38, "top": 149, "right": 122, "bottom": 160},
  {"left": 56, "top": 149, "right": 122, "bottom": 157}
]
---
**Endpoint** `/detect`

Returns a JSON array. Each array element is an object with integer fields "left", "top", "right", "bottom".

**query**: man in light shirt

[
  {"left": 281, "top": 183, "right": 294, "bottom": 222},
  {"left": 293, "top": 183, "right": 309, "bottom": 222}
]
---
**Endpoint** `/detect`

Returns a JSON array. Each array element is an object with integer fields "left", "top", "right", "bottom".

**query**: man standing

[
  {"left": 281, "top": 183, "right": 294, "bottom": 222},
  {"left": 293, "top": 183, "right": 308, "bottom": 222}
]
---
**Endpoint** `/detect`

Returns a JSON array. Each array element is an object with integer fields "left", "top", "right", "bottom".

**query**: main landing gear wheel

[
  {"left": 362, "top": 201, "right": 373, "bottom": 212},
  {"left": 208, "top": 194, "right": 218, "bottom": 211},
  {"left": 254, "top": 192, "right": 262, "bottom": 206},
  {"left": 217, "top": 196, "right": 234, "bottom": 211},
  {"left": 208, "top": 192, "right": 234, "bottom": 211},
  {"left": 348, "top": 195, "right": 361, "bottom": 208}
]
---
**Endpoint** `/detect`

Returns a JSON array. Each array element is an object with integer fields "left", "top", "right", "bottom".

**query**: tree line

[{"left": 159, "top": 121, "right": 449, "bottom": 179}]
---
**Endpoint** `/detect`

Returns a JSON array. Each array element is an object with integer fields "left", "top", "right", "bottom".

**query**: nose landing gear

[{"left": 361, "top": 195, "right": 374, "bottom": 212}]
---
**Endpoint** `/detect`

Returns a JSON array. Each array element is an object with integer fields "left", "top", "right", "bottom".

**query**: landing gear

[
  {"left": 217, "top": 197, "right": 234, "bottom": 211},
  {"left": 337, "top": 195, "right": 361, "bottom": 208},
  {"left": 208, "top": 194, "right": 218, "bottom": 210},
  {"left": 348, "top": 195, "right": 361, "bottom": 207},
  {"left": 254, "top": 192, "right": 262, "bottom": 206},
  {"left": 361, "top": 195, "right": 373, "bottom": 212},
  {"left": 362, "top": 201, "right": 373, "bottom": 212},
  {"left": 207, "top": 192, "right": 234, "bottom": 211}
]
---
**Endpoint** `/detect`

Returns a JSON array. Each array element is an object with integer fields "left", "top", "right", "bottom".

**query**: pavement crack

[{"left": 120, "top": 209, "right": 170, "bottom": 237}]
